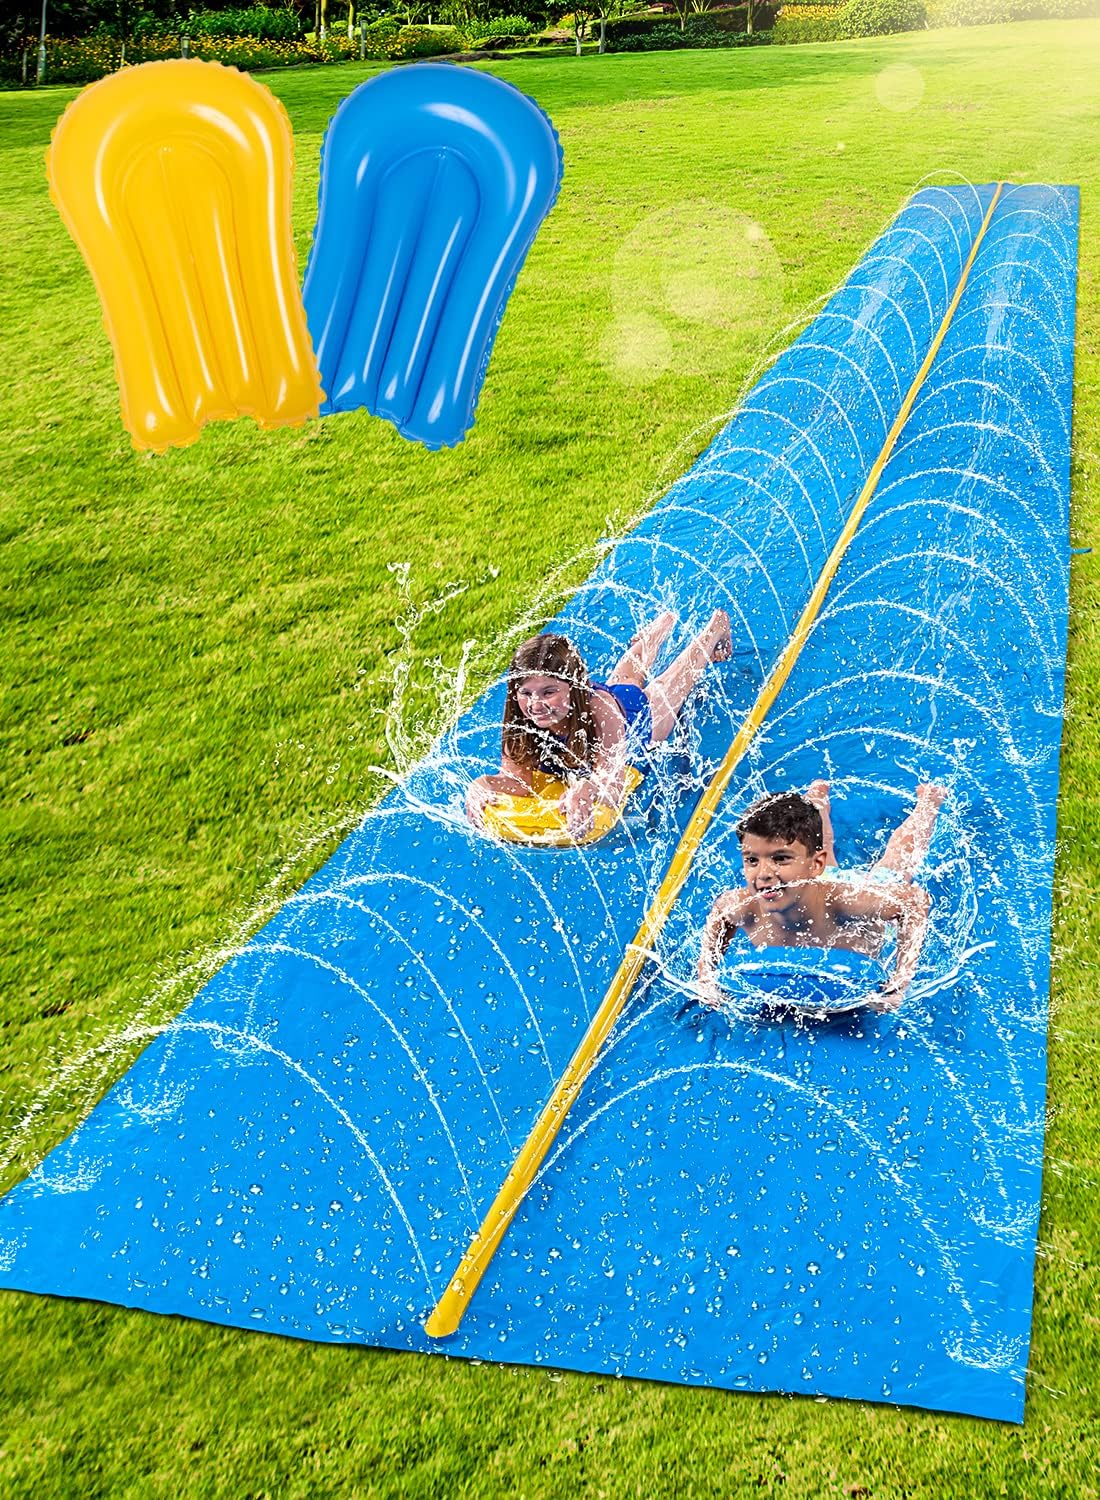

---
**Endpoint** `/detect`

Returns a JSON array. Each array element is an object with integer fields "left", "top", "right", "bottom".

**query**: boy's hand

[
  {"left": 696, "top": 955, "right": 725, "bottom": 1010},
  {"left": 697, "top": 976, "right": 726, "bottom": 1010},
  {"left": 867, "top": 982, "right": 905, "bottom": 1014}
]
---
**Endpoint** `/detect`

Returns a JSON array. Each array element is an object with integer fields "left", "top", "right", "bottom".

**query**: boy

[{"left": 697, "top": 781, "right": 944, "bottom": 1014}]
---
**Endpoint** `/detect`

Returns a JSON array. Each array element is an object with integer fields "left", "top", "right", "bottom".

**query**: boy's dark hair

[{"left": 736, "top": 791, "right": 823, "bottom": 852}]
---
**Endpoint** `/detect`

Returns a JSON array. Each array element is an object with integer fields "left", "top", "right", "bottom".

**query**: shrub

[
  {"left": 185, "top": 7, "right": 303, "bottom": 40},
  {"left": 462, "top": 14, "right": 537, "bottom": 42},
  {"left": 929, "top": 0, "right": 1099, "bottom": 20},
  {"left": 21, "top": 30, "right": 362, "bottom": 86},
  {"left": 606, "top": 18, "right": 775, "bottom": 48},
  {"left": 362, "top": 14, "right": 402, "bottom": 38},
  {"left": 387, "top": 23, "right": 464, "bottom": 55},
  {"left": 774, "top": 0, "right": 926, "bottom": 39},
  {"left": 605, "top": 5, "right": 777, "bottom": 38},
  {"left": 361, "top": 22, "right": 463, "bottom": 57},
  {"left": 837, "top": 0, "right": 926, "bottom": 33},
  {"left": 772, "top": 8, "right": 843, "bottom": 36}
]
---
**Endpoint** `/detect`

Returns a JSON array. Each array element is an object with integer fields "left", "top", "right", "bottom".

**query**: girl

[{"left": 466, "top": 608, "right": 732, "bottom": 840}]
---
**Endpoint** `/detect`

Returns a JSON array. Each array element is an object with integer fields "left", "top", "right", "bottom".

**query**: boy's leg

[
  {"left": 646, "top": 609, "right": 732, "bottom": 742},
  {"left": 874, "top": 784, "right": 946, "bottom": 881},
  {"left": 606, "top": 609, "right": 677, "bottom": 690},
  {"left": 806, "top": 780, "right": 838, "bottom": 867}
]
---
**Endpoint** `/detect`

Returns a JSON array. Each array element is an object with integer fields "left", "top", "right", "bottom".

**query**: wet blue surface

[
  {"left": 302, "top": 63, "right": 563, "bottom": 449},
  {"left": 0, "top": 185, "right": 1076, "bottom": 1422}
]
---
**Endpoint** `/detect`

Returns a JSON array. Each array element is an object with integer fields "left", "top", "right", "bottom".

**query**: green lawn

[{"left": 2, "top": 21, "right": 1099, "bottom": 1497}]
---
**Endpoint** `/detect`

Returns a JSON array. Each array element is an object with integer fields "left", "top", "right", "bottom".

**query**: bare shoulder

[
  {"left": 827, "top": 877, "right": 926, "bottom": 921},
  {"left": 708, "top": 886, "right": 753, "bottom": 924}
]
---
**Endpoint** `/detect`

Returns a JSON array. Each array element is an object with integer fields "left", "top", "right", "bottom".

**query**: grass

[{"left": 1, "top": 20, "right": 1099, "bottom": 1497}]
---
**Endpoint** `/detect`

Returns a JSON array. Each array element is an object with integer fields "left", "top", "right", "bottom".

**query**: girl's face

[{"left": 515, "top": 673, "right": 572, "bottom": 730}]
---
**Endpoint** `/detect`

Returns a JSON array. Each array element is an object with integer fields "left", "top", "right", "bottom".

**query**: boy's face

[{"left": 739, "top": 832, "right": 827, "bottom": 913}]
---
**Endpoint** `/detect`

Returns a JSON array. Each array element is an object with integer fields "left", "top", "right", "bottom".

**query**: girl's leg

[
  {"left": 606, "top": 609, "right": 677, "bottom": 690},
  {"left": 806, "top": 780, "right": 838, "bottom": 867},
  {"left": 874, "top": 784, "right": 946, "bottom": 881},
  {"left": 646, "top": 609, "right": 732, "bottom": 742}
]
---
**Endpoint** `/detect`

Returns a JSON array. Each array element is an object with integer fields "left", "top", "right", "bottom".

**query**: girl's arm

[
  {"left": 465, "top": 753, "right": 534, "bottom": 828},
  {"left": 587, "top": 691, "right": 630, "bottom": 805},
  {"left": 559, "top": 692, "right": 629, "bottom": 837}
]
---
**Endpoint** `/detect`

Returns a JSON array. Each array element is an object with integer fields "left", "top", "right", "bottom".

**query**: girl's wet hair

[
  {"left": 502, "top": 633, "right": 597, "bottom": 777},
  {"left": 736, "top": 791, "right": 823, "bottom": 852}
]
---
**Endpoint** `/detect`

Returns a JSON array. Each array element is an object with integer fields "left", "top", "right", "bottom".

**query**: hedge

[
  {"left": 181, "top": 7, "right": 302, "bottom": 41},
  {"left": 774, "top": 0, "right": 924, "bottom": 40},
  {"left": 461, "top": 14, "right": 538, "bottom": 41},
  {"left": 606, "top": 17, "right": 776, "bottom": 50},
  {"left": 5, "top": 30, "right": 360, "bottom": 87},
  {"left": 605, "top": 4, "right": 779, "bottom": 38},
  {"left": 927, "top": 0, "right": 1100, "bottom": 20}
]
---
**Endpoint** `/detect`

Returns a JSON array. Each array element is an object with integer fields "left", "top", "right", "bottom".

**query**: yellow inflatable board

[
  {"left": 481, "top": 766, "right": 645, "bottom": 847},
  {"left": 47, "top": 61, "right": 323, "bottom": 453}
]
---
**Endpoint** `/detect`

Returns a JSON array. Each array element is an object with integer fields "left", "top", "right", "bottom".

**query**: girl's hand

[
  {"left": 560, "top": 780, "right": 600, "bottom": 840},
  {"left": 466, "top": 779, "right": 500, "bottom": 830}
]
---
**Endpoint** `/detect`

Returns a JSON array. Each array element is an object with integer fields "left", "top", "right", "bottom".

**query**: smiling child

[
  {"left": 466, "top": 609, "right": 732, "bottom": 840},
  {"left": 697, "top": 782, "right": 944, "bottom": 1013}
]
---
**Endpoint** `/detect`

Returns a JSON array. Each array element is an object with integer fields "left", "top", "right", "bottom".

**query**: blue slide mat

[{"left": 0, "top": 184, "right": 1077, "bottom": 1423}]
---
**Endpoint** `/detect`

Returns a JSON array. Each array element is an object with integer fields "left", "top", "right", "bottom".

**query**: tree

[
  {"left": 668, "top": 0, "right": 691, "bottom": 32},
  {"left": 592, "top": 0, "right": 633, "bottom": 53},
  {"left": 565, "top": 0, "right": 597, "bottom": 53}
]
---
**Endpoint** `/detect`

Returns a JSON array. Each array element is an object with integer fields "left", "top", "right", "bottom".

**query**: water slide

[{"left": 0, "top": 183, "right": 1077, "bottom": 1421}]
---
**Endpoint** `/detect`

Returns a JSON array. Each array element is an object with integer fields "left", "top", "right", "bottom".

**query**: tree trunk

[
  {"left": 747, "top": 0, "right": 753, "bottom": 34},
  {"left": 598, "top": 17, "right": 606, "bottom": 52}
]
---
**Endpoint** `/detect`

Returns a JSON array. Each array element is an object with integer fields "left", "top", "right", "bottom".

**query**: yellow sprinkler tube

[
  {"left": 481, "top": 767, "right": 645, "bottom": 847},
  {"left": 47, "top": 61, "right": 323, "bottom": 453}
]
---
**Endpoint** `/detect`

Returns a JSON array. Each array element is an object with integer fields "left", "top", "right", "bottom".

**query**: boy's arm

[
  {"left": 837, "top": 882, "right": 931, "bottom": 1011},
  {"left": 878, "top": 881, "right": 931, "bottom": 1009},
  {"left": 697, "top": 890, "right": 750, "bottom": 1007}
]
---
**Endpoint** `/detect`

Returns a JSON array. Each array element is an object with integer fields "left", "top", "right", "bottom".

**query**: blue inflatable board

[
  {"left": 302, "top": 64, "right": 563, "bottom": 449},
  {"left": 0, "top": 185, "right": 1077, "bottom": 1423},
  {"left": 718, "top": 943, "right": 890, "bottom": 1017}
]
